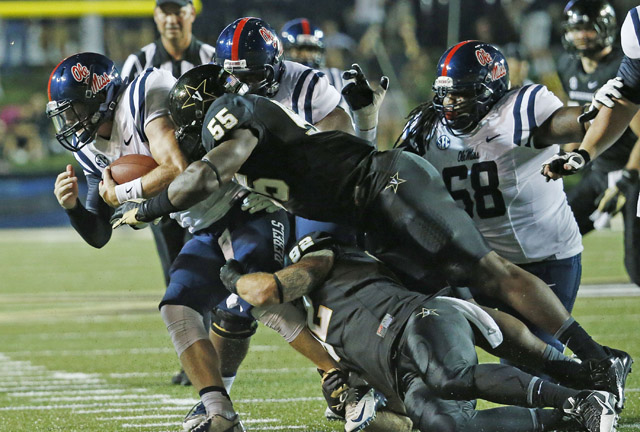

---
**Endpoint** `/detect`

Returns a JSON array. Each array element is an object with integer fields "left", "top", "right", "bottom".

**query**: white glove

[
  {"left": 241, "top": 192, "right": 282, "bottom": 214},
  {"left": 578, "top": 77, "right": 624, "bottom": 123},
  {"left": 540, "top": 149, "right": 591, "bottom": 180}
]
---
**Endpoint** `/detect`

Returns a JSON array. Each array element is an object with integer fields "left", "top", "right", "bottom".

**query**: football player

[
  {"left": 163, "top": 64, "right": 383, "bottom": 432},
  {"left": 395, "top": 42, "right": 584, "bottom": 359},
  {"left": 109, "top": 69, "right": 632, "bottom": 411},
  {"left": 553, "top": 0, "right": 640, "bottom": 285},
  {"left": 280, "top": 18, "right": 350, "bottom": 114},
  {"left": 218, "top": 231, "right": 619, "bottom": 432}
]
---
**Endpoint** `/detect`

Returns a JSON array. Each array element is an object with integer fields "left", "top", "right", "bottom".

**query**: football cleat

[
  {"left": 325, "top": 406, "right": 345, "bottom": 421},
  {"left": 585, "top": 347, "right": 633, "bottom": 412},
  {"left": 344, "top": 387, "right": 387, "bottom": 432},
  {"left": 183, "top": 401, "right": 207, "bottom": 431},
  {"left": 172, "top": 368, "right": 192, "bottom": 386},
  {"left": 562, "top": 390, "right": 618, "bottom": 432},
  {"left": 189, "top": 413, "right": 245, "bottom": 432}
]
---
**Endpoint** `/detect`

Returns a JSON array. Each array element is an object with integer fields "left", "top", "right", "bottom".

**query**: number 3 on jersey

[
  {"left": 206, "top": 107, "right": 239, "bottom": 140},
  {"left": 442, "top": 161, "right": 506, "bottom": 219}
]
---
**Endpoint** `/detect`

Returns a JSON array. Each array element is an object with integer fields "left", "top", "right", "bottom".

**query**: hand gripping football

[{"left": 109, "top": 154, "right": 158, "bottom": 184}]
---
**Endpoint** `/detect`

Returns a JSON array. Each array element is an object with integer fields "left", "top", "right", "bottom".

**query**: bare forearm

[
  {"left": 581, "top": 100, "right": 639, "bottom": 159},
  {"left": 167, "top": 160, "right": 222, "bottom": 209}
]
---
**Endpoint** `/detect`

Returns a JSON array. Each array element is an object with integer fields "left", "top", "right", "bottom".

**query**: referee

[
  {"left": 121, "top": 0, "right": 215, "bottom": 81},
  {"left": 121, "top": 0, "right": 215, "bottom": 386}
]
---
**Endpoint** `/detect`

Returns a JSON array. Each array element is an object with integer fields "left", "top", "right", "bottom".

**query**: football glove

[
  {"left": 320, "top": 368, "right": 350, "bottom": 418},
  {"left": 220, "top": 259, "right": 245, "bottom": 294},
  {"left": 541, "top": 149, "right": 591, "bottom": 180},
  {"left": 342, "top": 64, "right": 389, "bottom": 140},
  {"left": 110, "top": 199, "right": 149, "bottom": 229},
  {"left": 595, "top": 169, "right": 638, "bottom": 215},
  {"left": 240, "top": 192, "right": 281, "bottom": 214},
  {"left": 578, "top": 77, "right": 624, "bottom": 123}
]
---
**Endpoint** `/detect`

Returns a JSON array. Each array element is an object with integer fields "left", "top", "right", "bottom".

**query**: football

[{"left": 109, "top": 154, "right": 158, "bottom": 184}]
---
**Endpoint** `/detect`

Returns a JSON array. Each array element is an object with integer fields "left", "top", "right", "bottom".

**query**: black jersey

[
  {"left": 201, "top": 93, "right": 393, "bottom": 224},
  {"left": 300, "top": 242, "right": 430, "bottom": 398},
  {"left": 558, "top": 49, "right": 637, "bottom": 172}
]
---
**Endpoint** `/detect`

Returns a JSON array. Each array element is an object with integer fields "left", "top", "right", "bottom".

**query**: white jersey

[
  {"left": 73, "top": 68, "right": 175, "bottom": 178},
  {"left": 171, "top": 60, "right": 342, "bottom": 232},
  {"left": 621, "top": 7, "right": 640, "bottom": 60},
  {"left": 423, "top": 85, "right": 582, "bottom": 264}
]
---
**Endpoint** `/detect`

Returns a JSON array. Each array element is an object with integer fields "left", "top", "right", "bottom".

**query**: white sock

[
  {"left": 222, "top": 375, "right": 236, "bottom": 394},
  {"left": 201, "top": 390, "right": 235, "bottom": 418}
]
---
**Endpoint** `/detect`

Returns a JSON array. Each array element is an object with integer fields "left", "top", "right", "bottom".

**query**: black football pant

[
  {"left": 396, "top": 298, "right": 569, "bottom": 432},
  {"left": 150, "top": 215, "right": 191, "bottom": 287},
  {"left": 567, "top": 167, "right": 640, "bottom": 285},
  {"left": 364, "top": 151, "right": 491, "bottom": 293}
]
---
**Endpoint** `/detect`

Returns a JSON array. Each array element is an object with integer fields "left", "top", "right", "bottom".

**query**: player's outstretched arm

[
  {"left": 532, "top": 106, "right": 585, "bottom": 148},
  {"left": 110, "top": 128, "right": 257, "bottom": 228},
  {"left": 220, "top": 249, "right": 335, "bottom": 306}
]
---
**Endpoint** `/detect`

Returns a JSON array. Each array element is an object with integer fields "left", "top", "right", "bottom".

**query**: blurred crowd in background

[{"left": 0, "top": 0, "right": 638, "bottom": 172}]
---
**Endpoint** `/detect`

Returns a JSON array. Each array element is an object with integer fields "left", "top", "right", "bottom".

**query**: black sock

[
  {"left": 199, "top": 386, "right": 229, "bottom": 398},
  {"left": 554, "top": 318, "right": 608, "bottom": 361},
  {"left": 535, "top": 408, "right": 572, "bottom": 431},
  {"left": 529, "top": 378, "right": 579, "bottom": 409}
]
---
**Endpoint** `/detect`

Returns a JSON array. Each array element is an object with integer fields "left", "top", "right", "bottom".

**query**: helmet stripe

[
  {"left": 301, "top": 18, "right": 311, "bottom": 35},
  {"left": 232, "top": 17, "right": 251, "bottom": 61},
  {"left": 47, "top": 57, "right": 67, "bottom": 101},
  {"left": 441, "top": 40, "right": 472, "bottom": 76}
]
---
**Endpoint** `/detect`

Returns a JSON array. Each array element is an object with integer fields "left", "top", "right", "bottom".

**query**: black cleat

[{"left": 585, "top": 347, "right": 633, "bottom": 412}]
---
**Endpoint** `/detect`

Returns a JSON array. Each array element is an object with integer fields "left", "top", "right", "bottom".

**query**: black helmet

[
  {"left": 562, "top": 0, "right": 617, "bottom": 55},
  {"left": 169, "top": 64, "right": 247, "bottom": 161}
]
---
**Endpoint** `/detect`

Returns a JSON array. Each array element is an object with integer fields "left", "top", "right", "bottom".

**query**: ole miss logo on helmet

[
  {"left": 491, "top": 63, "right": 507, "bottom": 81},
  {"left": 259, "top": 27, "right": 283, "bottom": 56},
  {"left": 70, "top": 62, "right": 112, "bottom": 94},
  {"left": 475, "top": 48, "right": 493, "bottom": 66}
]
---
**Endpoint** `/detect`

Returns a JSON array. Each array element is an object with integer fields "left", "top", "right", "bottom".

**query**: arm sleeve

[{"left": 65, "top": 174, "right": 113, "bottom": 248}]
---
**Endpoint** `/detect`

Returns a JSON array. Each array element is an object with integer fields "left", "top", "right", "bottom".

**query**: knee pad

[
  {"left": 211, "top": 307, "right": 258, "bottom": 340},
  {"left": 252, "top": 302, "right": 306, "bottom": 343},
  {"left": 160, "top": 304, "right": 209, "bottom": 357}
]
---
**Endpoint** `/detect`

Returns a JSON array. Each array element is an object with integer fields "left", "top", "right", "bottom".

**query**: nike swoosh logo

[
  {"left": 486, "top": 134, "right": 500, "bottom": 142},
  {"left": 125, "top": 186, "right": 133, "bottom": 194},
  {"left": 124, "top": 135, "right": 133, "bottom": 146},
  {"left": 594, "top": 395, "right": 614, "bottom": 415},
  {"left": 353, "top": 400, "right": 368, "bottom": 422}
]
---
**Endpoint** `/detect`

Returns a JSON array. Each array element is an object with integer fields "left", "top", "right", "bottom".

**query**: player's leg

[
  {"left": 566, "top": 166, "right": 607, "bottom": 235},
  {"left": 621, "top": 175, "right": 640, "bottom": 285},
  {"left": 159, "top": 231, "right": 243, "bottom": 431},
  {"left": 397, "top": 299, "right": 617, "bottom": 432}
]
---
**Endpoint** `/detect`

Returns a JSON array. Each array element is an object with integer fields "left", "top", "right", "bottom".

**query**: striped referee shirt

[{"left": 121, "top": 37, "right": 215, "bottom": 82}]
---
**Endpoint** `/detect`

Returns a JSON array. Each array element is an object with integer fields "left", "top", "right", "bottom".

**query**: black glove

[
  {"left": 541, "top": 149, "right": 591, "bottom": 180},
  {"left": 110, "top": 199, "right": 147, "bottom": 229},
  {"left": 319, "top": 368, "right": 349, "bottom": 417},
  {"left": 220, "top": 259, "right": 245, "bottom": 294},
  {"left": 341, "top": 63, "right": 389, "bottom": 111}
]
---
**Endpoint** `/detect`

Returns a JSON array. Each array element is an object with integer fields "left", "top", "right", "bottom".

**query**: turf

[{"left": 0, "top": 228, "right": 638, "bottom": 431}]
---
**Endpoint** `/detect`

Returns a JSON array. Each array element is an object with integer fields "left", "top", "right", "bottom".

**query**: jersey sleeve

[
  {"left": 510, "top": 84, "right": 563, "bottom": 147},
  {"left": 142, "top": 69, "right": 175, "bottom": 127},
  {"left": 621, "top": 7, "right": 640, "bottom": 60},
  {"left": 290, "top": 69, "right": 341, "bottom": 124}
]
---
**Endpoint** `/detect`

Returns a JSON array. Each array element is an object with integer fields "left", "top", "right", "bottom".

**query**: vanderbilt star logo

[
  {"left": 416, "top": 308, "right": 439, "bottom": 318},
  {"left": 384, "top": 172, "right": 406, "bottom": 193},
  {"left": 182, "top": 79, "right": 216, "bottom": 111}
]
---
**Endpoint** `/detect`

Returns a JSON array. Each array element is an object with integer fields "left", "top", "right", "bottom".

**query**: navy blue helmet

[
  {"left": 432, "top": 41, "right": 509, "bottom": 134},
  {"left": 168, "top": 64, "right": 248, "bottom": 162},
  {"left": 46, "top": 52, "right": 123, "bottom": 152},
  {"left": 215, "top": 17, "right": 284, "bottom": 97},
  {"left": 280, "top": 18, "right": 325, "bottom": 68},
  {"left": 562, "top": 0, "right": 617, "bottom": 55}
]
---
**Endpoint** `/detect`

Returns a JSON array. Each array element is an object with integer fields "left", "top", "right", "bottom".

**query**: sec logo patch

[
  {"left": 95, "top": 154, "right": 109, "bottom": 168},
  {"left": 436, "top": 135, "right": 451, "bottom": 150}
]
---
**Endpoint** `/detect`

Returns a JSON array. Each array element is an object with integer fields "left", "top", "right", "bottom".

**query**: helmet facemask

[
  {"left": 433, "top": 80, "right": 494, "bottom": 135},
  {"left": 46, "top": 97, "right": 103, "bottom": 152}
]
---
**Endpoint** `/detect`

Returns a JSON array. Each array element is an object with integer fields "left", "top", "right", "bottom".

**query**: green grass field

[{"left": 0, "top": 228, "right": 638, "bottom": 431}]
